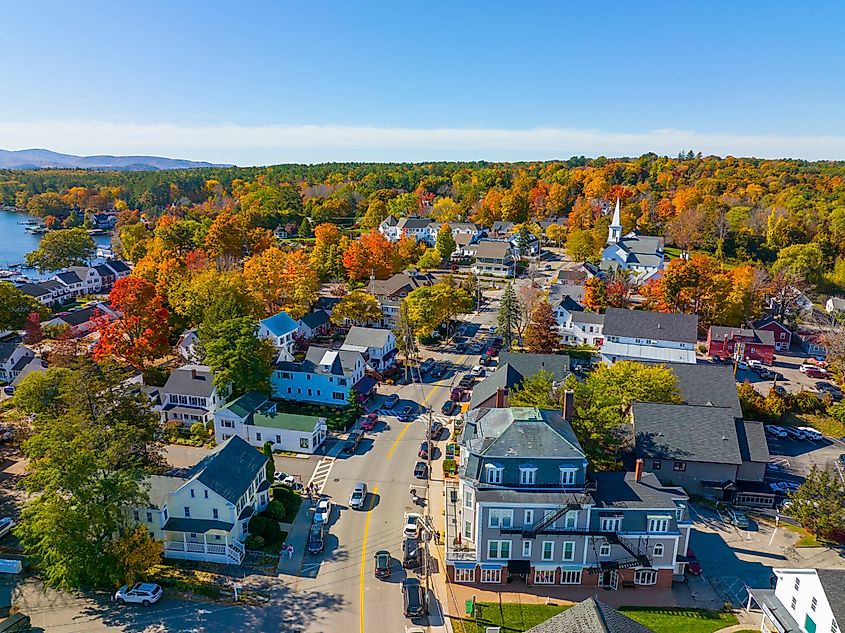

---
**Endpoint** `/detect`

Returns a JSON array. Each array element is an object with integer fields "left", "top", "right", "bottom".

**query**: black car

[
  {"left": 383, "top": 394, "right": 400, "bottom": 409},
  {"left": 307, "top": 524, "right": 325, "bottom": 554},
  {"left": 430, "top": 363, "right": 446, "bottom": 379},
  {"left": 419, "top": 358, "right": 435, "bottom": 374},
  {"left": 343, "top": 430, "right": 363, "bottom": 453},
  {"left": 402, "top": 579, "right": 427, "bottom": 618},
  {"left": 402, "top": 538, "right": 420, "bottom": 568},
  {"left": 441, "top": 401, "right": 457, "bottom": 416},
  {"left": 429, "top": 419, "right": 444, "bottom": 438},
  {"left": 413, "top": 461, "right": 428, "bottom": 479},
  {"left": 418, "top": 441, "right": 429, "bottom": 459},
  {"left": 374, "top": 550, "right": 391, "bottom": 579},
  {"left": 398, "top": 405, "right": 414, "bottom": 422}
]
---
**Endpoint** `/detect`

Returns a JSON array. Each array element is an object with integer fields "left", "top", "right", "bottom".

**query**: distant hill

[{"left": 0, "top": 148, "right": 232, "bottom": 171}]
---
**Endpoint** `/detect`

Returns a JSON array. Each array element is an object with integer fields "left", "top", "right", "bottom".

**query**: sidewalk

[{"left": 277, "top": 495, "right": 314, "bottom": 576}]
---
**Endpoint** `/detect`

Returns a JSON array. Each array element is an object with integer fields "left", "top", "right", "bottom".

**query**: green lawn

[{"left": 450, "top": 603, "right": 738, "bottom": 633}]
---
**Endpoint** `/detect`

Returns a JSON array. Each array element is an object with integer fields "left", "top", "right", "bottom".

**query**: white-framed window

[
  {"left": 653, "top": 543, "right": 664, "bottom": 557},
  {"left": 464, "top": 490, "right": 473, "bottom": 508},
  {"left": 831, "top": 620, "right": 839, "bottom": 633},
  {"left": 794, "top": 578, "right": 801, "bottom": 591},
  {"left": 541, "top": 541, "right": 554, "bottom": 561},
  {"left": 212, "top": 508, "right": 219, "bottom": 519},
  {"left": 559, "top": 467, "right": 577, "bottom": 486},
  {"left": 534, "top": 569, "right": 555, "bottom": 584},
  {"left": 463, "top": 520, "right": 473, "bottom": 539},
  {"left": 522, "top": 540, "right": 532, "bottom": 557},
  {"left": 454, "top": 568, "right": 475, "bottom": 583},
  {"left": 635, "top": 569, "right": 658, "bottom": 585},
  {"left": 647, "top": 516, "right": 670, "bottom": 533},
  {"left": 811, "top": 597, "right": 817, "bottom": 612},
  {"left": 524, "top": 509, "right": 534, "bottom": 525},
  {"left": 560, "top": 570, "right": 582, "bottom": 585},
  {"left": 519, "top": 466, "right": 537, "bottom": 485},
  {"left": 488, "top": 509, "right": 513, "bottom": 529},
  {"left": 790, "top": 596, "right": 797, "bottom": 610},
  {"left": 487, "top": 540, "right": 511, "bottom": 560},
  {"left": 599, "top": 543, "right": 611, "bottom": 557},
  {"left": 562, "top": 541, "right": 575, "bottom": 561},
  {"left": 486, "top": 465, "right": 504, "bottom": 484},
  {"left": 480, "top": 567, "right": 501, "bottom": 583},
  {"left": 600, "top": 517, "right": 622, "bottom": 532},
  {"left": 564, "top": 510, "right": 578, "bottom": 529}
]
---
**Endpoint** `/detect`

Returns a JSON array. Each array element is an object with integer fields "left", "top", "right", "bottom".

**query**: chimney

[
  {"left": 634, "top": 458, "right": 644, "bottom": 482},
  {"left": 191, "top": 368, "right": 197, "bottom": 379},
  {"left": 562, "top": 389, "right": 575, "bottom": 422},
  {"left": 495, "top": 387, "right": 507, "bottom": 408}
]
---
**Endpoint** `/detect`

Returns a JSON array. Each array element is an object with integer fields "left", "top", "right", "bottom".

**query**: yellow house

[{"left": 133, "top": 436, "right": 270, "bottom": 565}]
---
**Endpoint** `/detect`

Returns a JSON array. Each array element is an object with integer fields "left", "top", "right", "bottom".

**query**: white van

[{"left": 796, "top": 426, "right": 823, "bottom": 441}]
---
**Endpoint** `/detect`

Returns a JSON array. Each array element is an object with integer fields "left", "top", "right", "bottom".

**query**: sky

[{"left": 1, "top": 0, "right": 844, "bottom": 165}]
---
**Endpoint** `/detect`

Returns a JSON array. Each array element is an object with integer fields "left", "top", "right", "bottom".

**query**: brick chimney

[
  {"left": 634, "top": 458, "right": 644, "bottom": 482},
  {"left": 562, "top": 389, "right": 575, "bottom": 421},
  {"left": 191, "top": 368, "right": 197, "bottom": 379},
  {"left": 495, "top": 387, "right": 507, "bottom": 408}
]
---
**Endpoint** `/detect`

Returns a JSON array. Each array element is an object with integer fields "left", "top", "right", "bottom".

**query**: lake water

[{"left": 0, "top": 209, "right": 112, "bottom": 278}]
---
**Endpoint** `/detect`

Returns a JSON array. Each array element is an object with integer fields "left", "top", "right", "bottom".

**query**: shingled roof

[
  {"left": 184, "top": 435, "right": 268, "bottom": 505},
  {"left": 603, "top": 308, "right": 698, "bottom": 343},
  {"left": 526, "top": 598, "right": 655, "bottom": 633},
  {"left": 646, "top": 362, "right": 743, "bottom": 419}
]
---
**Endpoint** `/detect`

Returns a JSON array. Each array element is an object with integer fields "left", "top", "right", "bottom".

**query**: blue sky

[{"left": 2, "top": 0, "right": 844, "bottom": 164}]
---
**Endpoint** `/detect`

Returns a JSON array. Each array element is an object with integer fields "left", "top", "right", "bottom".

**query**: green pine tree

[{"left": 497, "top": 283, "right": 521, "bottom": 350}]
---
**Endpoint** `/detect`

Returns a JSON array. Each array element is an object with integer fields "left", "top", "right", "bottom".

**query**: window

[
  {"left": 212, "top": 509, "right": 219, "bottom": 519},
  {"left": 256, "top": 432, "right": 262, "bottom": 441},
  {"left": 480, "top": 568, "right": 501, "bottom": 583},
  {"left": 794, "top": 578, "right": 801, "bottom": 591},
  {"left": 486, "top": 465, "right": 504, "bottom": 484},
  {"left": 299, "top": 437, "right": 310, "bottom": 449},
  {"left": 214, "top": 534, "right": 221, "bottom": 541},
  {"left": 559, "top": 467, "right": 577, "bottom": 485},
  {"left": 281, "top": 372, "right": 292, "bottom": 379},
  {"left": 276, "top": 435, "right": 281, "bottom": 444},
  {"left": 132, "top": 510, "right": 139, "bottom": 521},
  {"left": 522, "top": 541, "right": 532, "bottom": 557},
  {"left": 673, "top": 461, "right": 687, "bottom": 472},
  {"left": 464, "top": 490, "right": 474, "bottom": 508},
  {"left": 184, "top": 507, "right": 191, "bottom": 517},
  {"left": 600, "top": 517, "right": 622, "bottom": 532},
  {"left": 454, "top": 568, "right": 475, "bottom": 583},
  {"left": 562, "top": 541, "right": 575, "bottom": 561},
  {"left": 599, "top": 543, "right": 611, "bottom": 557},
  {"left": 653, "top": 543, "right": 664, "bottom": 557},
  {"left": 463, "top": 520, "right": 473, "bottom": 539},
  {"left": 307, "top": 389, "right": 312, "bottom": 396},
  {"left": 333, "top": 392, "right": 344, "bottom": 400},
  {"left": 488, "top": 509, "right": 513, "bottom": 529},
  {"left": 487, "top": 540, "right": 511, "bottom": 559},
  {"left": 163, "top": 508, "right": 168, "bottom": 521},
  {"left": 534, "top": 569, "right": 555, "bottom": 584},
  {"left": 832, "top": 621, "right": 839, "bottom": 633},
  {"left": 190, "top": 489, "right": 195, "bottom": 498},
  {"left": 204, "top": 490, "right": 208, "bottom": 499},
  {"left": 811, "top": 598, "right": 817, "bottom": 612},
  {"left": 635, "top": 570, "right": 658, "bottom": 585},
  {"left": 791, "top": 596, "right": 797, "bottom": 610},
  {"left": 648, "top": 517, "right": 670, "bottom": 533},
  {"left": 652, "top": 459, "right": 662, "bottom": 470},
  {"left": 146, "top": 511, "right": 152, "bottom": 523},
  {"left": 560, "top": 570, "right": 582, "bottom": 585},
  {"left": 523, "top": 509, "right": 534, "bottom": 525},
  {"left": 338, "top": 378, "right": 347, "bottom": 386},
  {"left": 564, "top": 510, "right": 578, "bottom": 529},
  {"left": 542, "top": 541, "right": 554, "bottom": 561},
  {"left": 519, "top": 466, "right": 537, "bottom": 485}
]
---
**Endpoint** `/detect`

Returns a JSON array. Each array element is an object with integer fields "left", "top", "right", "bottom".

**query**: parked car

[
  {"left": 343, "top": 430, "right": 363, "bottom": 453},
  {"left": 479, "top": 354, "right": 492, "bottom": 366},
  {"left": 450, "top": 388, "right": 465, "bottom": 402},
  {"left": 313, "top": 497, "right": 333, "bottom": 524},
  {"left": 429, "top": 363, "right": 446, "bottom": 379},
  {"left": 726, "top": 508, "right": 749, "bottom": 529},
  {"left": 2, "top": 386, "right": 14, "bottom": 396},
  {"left": 419, "top": 358, "right": 435, "bottom": 374},
  {"left": 307, "top": 523, "right": 325, "bottom": 554},
  {"left": 796, "top": 426, "right": 823, "bottom": 441},
  {"left": 418, "top": 441, "right": 430, "bottom": 460},
  {"left": 839, "top": 453, "right": 845, "bottom": 467},
  {"left": 488, "top": 326, "right": 497, "bottom": 334},
  {"left": 686, "top": 549, "right": 701, "bottom": 576},
  {"left": 805, "top": 367, "right": 828, "bottom": 378},
  {"left": 769, "top": 481, "right": 800, "bottom": 493},
  {"left": 360, "top": 413, "right": 378, "bottom": 431},
  {"left": 374, "top": 550, "right": 391, "bottom": 579},
  {"left": 765, "top": 425, "right": 788, "bottom": 438},
  {"left": 383, "top": 394, "right": 400, "bottom": 409},
  {"left": 774, "top": 385, "right": 787, "bottom": 396},
  {"left": 403, "top": 513, "right": 421, "bottom": 539},
  {"left": 470, "top": 365, "right": 485, "bottom": 377},
  {"left": 737, "top": 360, "right": 749, "bottom": 370},
  {"left": 441, "top": 400, "right": 458, "bottom": 415},
  {"left": 113, "top": 583, "right": 163, "bottom": 606},
  {"left": 402, "top": 579, "right": 428, "bottom": 618},
  {"left": 398, "top": 406, "right": 414, "bottom": 422},
  {"left": 0, "top": 517, "right": 14, "bottom": 538},
  {"left": 429, "top": 420, "right": 444, "bottom": 439},
  {"left": 784, "top": 427, "right": 807, "bottom": 441},
  {"left": 349, "top": 482, "right": 368, "bottom": 510},
  {"left": 413, "top": 461, "right": 428, "bottom": 479},
  {"left": 747, "top": 359, "right": 763, "bottom": 370},
  {"left": 402, "top": 537, "right": 421, "bottom": 568},
  {"left": 458, "top": 375, "right": 475, "bottom": 389}
]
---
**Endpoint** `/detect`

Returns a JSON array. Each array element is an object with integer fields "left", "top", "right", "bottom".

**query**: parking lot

[
  {"left": 732, "top": 350, "right": 836, "bottom": 396},
  {"left": 765, "top": 433, "right": 845, "bottom": 484}
]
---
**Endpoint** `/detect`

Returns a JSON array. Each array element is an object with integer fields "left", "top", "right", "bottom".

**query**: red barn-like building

[
  {"left": 707, "top": 326, "right": 776, "bottom": 365},
  {"left": 751, "top": 317, "right": 792, "bottom": 352}
]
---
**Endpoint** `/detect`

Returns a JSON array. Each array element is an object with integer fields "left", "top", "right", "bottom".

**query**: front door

[
  {"left": 610, "top": 570, "right": 618, "bottom": 590},
  {"left": 600, "top": 570, "right": 618, "bottom": 589}
]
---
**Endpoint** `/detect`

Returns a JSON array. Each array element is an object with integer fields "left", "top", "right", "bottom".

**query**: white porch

[{"left": 164, "top": 534, "right": 245, "bottom": 565}]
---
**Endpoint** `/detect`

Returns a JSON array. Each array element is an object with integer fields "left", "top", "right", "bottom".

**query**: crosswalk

[{"left": 307, "top": 457, "right": 335, "bottom": 494}]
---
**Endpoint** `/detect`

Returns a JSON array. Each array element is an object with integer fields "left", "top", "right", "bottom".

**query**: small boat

[{"left": 0, "top": 270, "right": 16, "bottom": 278}]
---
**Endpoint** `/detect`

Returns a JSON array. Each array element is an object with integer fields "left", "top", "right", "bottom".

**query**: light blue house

[
  {"left": 258, "top": 311, "right": 298, "bottom": 362},
  {"left": 271, "top": 346, "right": 375, "bottom": 405}
]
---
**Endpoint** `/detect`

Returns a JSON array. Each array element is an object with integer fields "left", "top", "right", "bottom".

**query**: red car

[
  {"left": 361, "top": 413, "right": 378, "bottom": 431},
  {"left": 686, "top": 549, "right": 701, "bottom": 576},
  {"left": 450, "top": 388, "right": 464, "bottom": 402},
  {"left": 805, "top": 367, "right": 828, "bottom": 378}
]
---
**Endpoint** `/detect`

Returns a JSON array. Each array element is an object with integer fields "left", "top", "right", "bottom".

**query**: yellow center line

[{"left": 358, "top": 484, "right": 378, "bottom": 633}]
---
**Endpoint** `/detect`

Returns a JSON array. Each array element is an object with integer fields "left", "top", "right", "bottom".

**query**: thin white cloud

[{"left": 2, "top": 120, "right": 844, "bottom": 165}]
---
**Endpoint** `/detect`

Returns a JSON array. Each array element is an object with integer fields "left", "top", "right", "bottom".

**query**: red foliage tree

[
  {"left": 93, "top": 277, "right": 170, "bottom": 370},
  {"left": 22, "top": 312, "right": 44, "bottom": 346}
]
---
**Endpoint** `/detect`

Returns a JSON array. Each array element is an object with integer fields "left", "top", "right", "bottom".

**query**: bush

[
  {"left": 142, "top": 366, "right": 169, "bottom": 387},
  {"left": 828, "top": 401, "right": 845, "bottom": 424},
  {"left": 189, "top": 422, "right": 207, "bottom": 439},
  {"left": 272, "top": 485, "right": 304, "bottom": 522},
  {"left": 263, "top": 500, "right": 286, "bottom": 522},
  {"left": 244, "top": 534, "right": 265, "bottom": 550},
  {"left": 442, "top": 458, "right": 457, "bottom": 476},
  {"left": 791, "top": 390, "right": 827, "bottom": 414},
  {"left": 249, "top": 514, "right": 282, "bottom": 544}
]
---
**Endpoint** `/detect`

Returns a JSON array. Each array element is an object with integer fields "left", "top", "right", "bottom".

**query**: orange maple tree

[
  {"left": 93, "top": 276, "right": 170, "bottom": 370},
  {"left": 343, "top": 230, "right": 395, "bottom": 280}
]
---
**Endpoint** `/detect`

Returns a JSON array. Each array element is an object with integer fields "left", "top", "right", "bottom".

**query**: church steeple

[{"left": 607, "top": 197, "right": 622, "bottom": 244}]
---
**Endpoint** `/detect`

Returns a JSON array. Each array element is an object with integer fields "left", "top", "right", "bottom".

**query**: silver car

[{"left": 349, "top": 482, "right": 368, "bottom": 510}]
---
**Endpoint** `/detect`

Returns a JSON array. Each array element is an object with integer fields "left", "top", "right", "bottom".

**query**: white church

[{"left": 600, "top": 198, "right": 665, "bottom": 282}]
